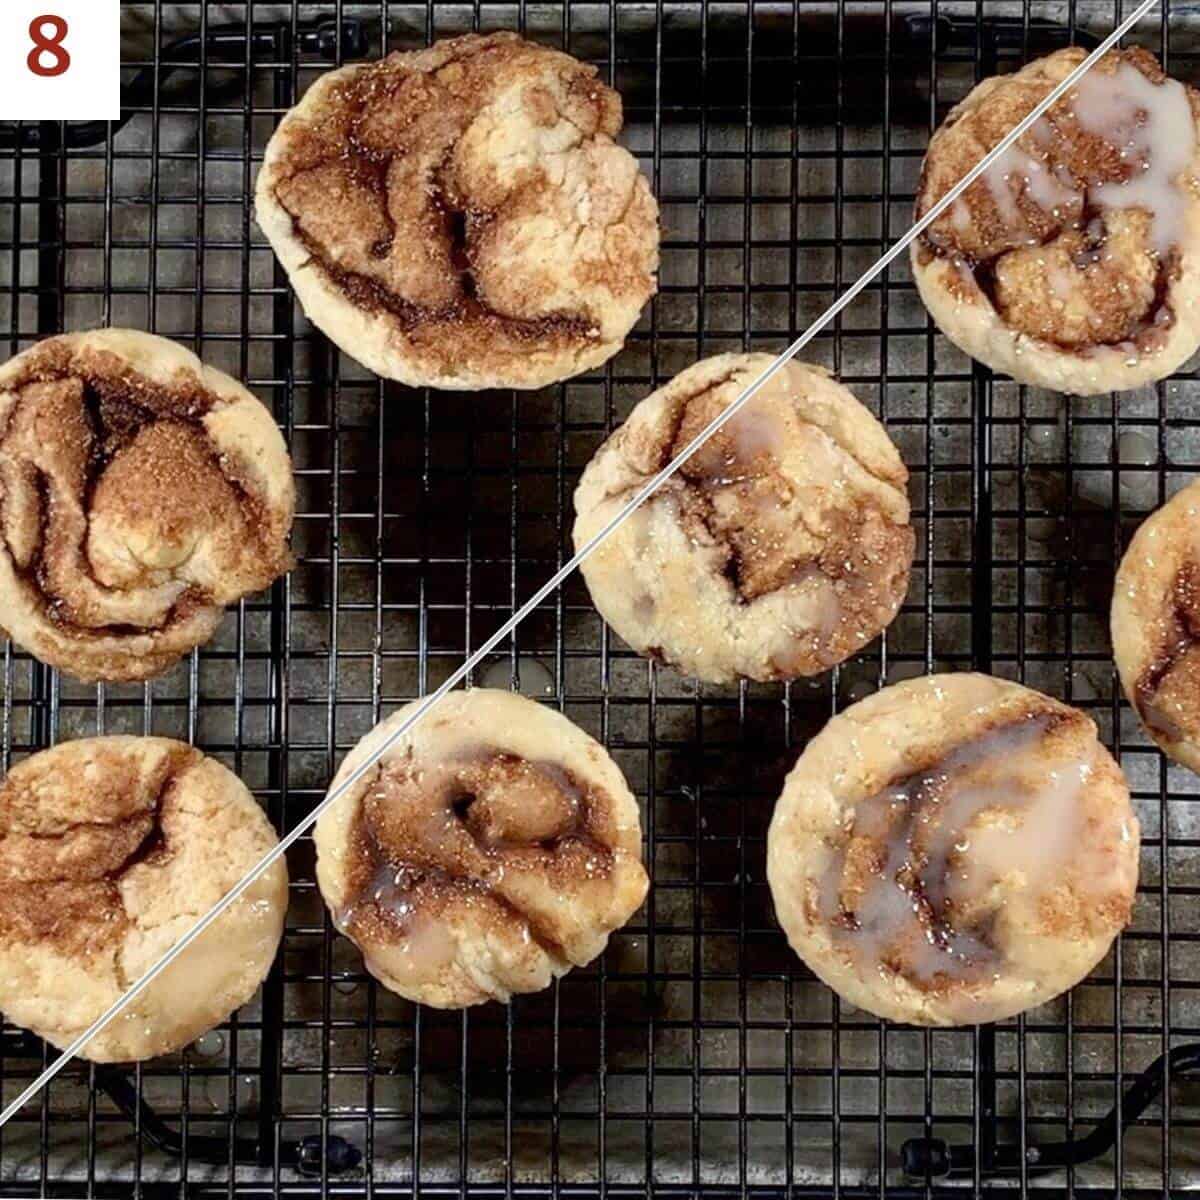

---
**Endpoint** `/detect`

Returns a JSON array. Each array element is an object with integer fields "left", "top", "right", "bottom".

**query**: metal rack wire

[{"left": 0, "top": 1, "right": 1198, "bottom": 1195}]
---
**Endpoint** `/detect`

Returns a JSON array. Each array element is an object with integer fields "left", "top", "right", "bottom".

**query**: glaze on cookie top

[
  {"left": 1113, "top": 479, "right": 1200, "bottom": 772},
  {"left": 767, "top": 674, "right": 1139, "bottom": 1026},
  {"left": 256, "top": 32, "right": 659, "bottom": 390},
  {"left": 340, "top": 754, "right": 622, "bottom": 979},
  {"left": 0, "top": 330, "right": 294, "bottom": 682},
  {"left": 0, "top": 737, "right": 288, "bottom": 1062},
  {"left": 573, "top": 354, "right": 914, "bottom": 683},
  {"left": 817, "top": 709, "right": 1115, "bottom": 988},
  {"left": 315, "top": 690, "right": 648, "bottom": 1008},
  {"left": 912, "top": 48, "right": 1200, "bottom": 394}
]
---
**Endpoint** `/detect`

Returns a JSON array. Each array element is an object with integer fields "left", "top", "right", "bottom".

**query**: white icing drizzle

[
  {"left": 1045, "top": 259, "right": 1078, "bottom": 301},
  {"left": 726, "top": 395, "right": 788, "bottom": 459},
  {"left": 821, "top": 712, "right": 1094, "bottom": 984},
  {"left": 1071, "top": 61, "right": 1196, "bottom": 254},
  {"left": 982, "top": 117, "right": 1082, "bottom": 228},
  {"left": 982, "top": 151, "right": 1026, "bottom": 227},
  {"left": 336, "top": 861, "right": 460, "bottom": 980},
  {"left": 682, "top": 395, "right": 786, "bottom": 489},
  {"left": 787, "top": 564, "right": 843, "bottom": 641},
  {"left": 1024, "top": 156, "right": 1081, "bottom": 213}
]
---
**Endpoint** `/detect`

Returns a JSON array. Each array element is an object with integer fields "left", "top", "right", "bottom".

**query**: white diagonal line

[{"left": 0, "top": 0, "right": 1158, "bottom": 1126}]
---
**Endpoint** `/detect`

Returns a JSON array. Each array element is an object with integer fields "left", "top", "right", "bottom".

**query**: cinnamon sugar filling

[{"left": 917, "top": 49, "right": 1198, "bottom": 355}]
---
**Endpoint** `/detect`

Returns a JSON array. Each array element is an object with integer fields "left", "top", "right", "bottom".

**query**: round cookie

[
  {"left": 1112, "top": 478, "right": 1200, "bottom": 772},
  {"left": 0, "top": 737, "right": 288, "bottom": 1062},
  {"left": 572, "top": 353, "right": 914, "bottom": 683},
  {"left": 315, "top": 689, "right": 648, "bottom": 1008},
  {"left": 767, "top": 674, "right": 1139, "bottom": 1026},
  {"left": 0, "top": 329, "right": 294, "bottom": 682},
  {"left": 255, "top": 32, "right": 659, "bottom": 391},
  {"left": 912, "top": 48, "right": 1200, "bottom": 395}
]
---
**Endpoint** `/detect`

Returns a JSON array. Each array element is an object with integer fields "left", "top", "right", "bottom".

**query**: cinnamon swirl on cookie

[
  {"left": 255, "top": 32, "right": 659, "bottom": 390},
  {"left": 315, "top": 690, "right": 648, "bottom": 1008},
  {"left": 1113, "top": 479, "right": 1200, "bottom": 772},
  {"left": 0, "top": 330, "right": 294, "bottom": 682},
  {"left": 0, "top": 737, "right": 288, "bottom": 1062},
  {"left": 767, "top": 674, "right": 1139, "bottom": 1026},
  {"left": 572, "top": 354, "right": 914, "bottom": 683},
  {"left": 913, "top": 48, "right": 1200, "bottom": 395}
]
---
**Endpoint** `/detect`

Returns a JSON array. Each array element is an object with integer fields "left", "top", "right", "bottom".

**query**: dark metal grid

[{"left": 0, "top": 1, "right": 1196, "bottom": 1195}]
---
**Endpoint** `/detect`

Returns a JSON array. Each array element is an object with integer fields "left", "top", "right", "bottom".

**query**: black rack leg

[
  {"left": 903, "top": 1042, "right": 1200, "bottom": 1178},
  {"left": 919, "top": 349, "right": 1190, "bottom": 1186},
  {"left": 0, "top": 1033, "right": 361, "bottom": 1178}
]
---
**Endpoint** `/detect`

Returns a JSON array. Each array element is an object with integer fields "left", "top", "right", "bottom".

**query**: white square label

[{"left": 0, "top": 0, "right": 120, "bottom": 121}]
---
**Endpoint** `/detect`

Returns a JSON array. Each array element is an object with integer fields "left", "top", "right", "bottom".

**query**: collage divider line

[{"left": 0, "top": 0, "right": 1159, "bottom": 1127}]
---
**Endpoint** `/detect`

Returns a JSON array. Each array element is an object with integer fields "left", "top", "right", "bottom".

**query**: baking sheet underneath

[{"left": 1, "top": 1, "right": 1199, "bottom": 1191}]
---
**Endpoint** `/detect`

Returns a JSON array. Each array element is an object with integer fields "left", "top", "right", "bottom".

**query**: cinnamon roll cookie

[
  {"left": 0, "top": 330, "right": 294, "bottom": 682},
  {"left": 913, "top": 48, "right": 1200, "bottom": 395},
  {"left": 315, "top": 690, "right": 648, "bottom": 1008},
  {"left": 255, "top": 32, "right": 659, "bottom": 390},
  {"left": 572, "top": 354, "right": 914, "bottom": 683},
  {"left": 767, "top": 674, "right": 1139, "bottom": 1026},
  {"left": 0, "top": 737, "right": 288, "bottom": 1062},
  {"left": 1112, "top": 479, "right": 1200, "bottom": 772}
]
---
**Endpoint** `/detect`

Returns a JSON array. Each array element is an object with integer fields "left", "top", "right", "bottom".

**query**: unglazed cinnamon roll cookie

[
  {"left": 572, "top": 354, "right": 914, "bottom": 683},
  {"left": 1112, "top": 479, "right": 1200, "bottom": 772},
  {"left": 315, "top": 689, "right": 648, "bottom": 1008},
  {"left": 0, "top": 329, "right": 294, "bottom": 682},
  {"left": 0, "top": 737, "right": 288, "bottom": 1062},
  {"left": 767, "top": 674, "right": 1139, "bottom": 1026},
  {"left": 913, "top": 48, "right": 1200, "bottom": 395},
  {"left": 255, "top": 32, "right": 659, "bottom": 390}
]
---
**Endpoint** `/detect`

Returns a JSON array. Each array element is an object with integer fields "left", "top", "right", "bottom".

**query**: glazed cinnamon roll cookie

[
  {"left": 913, "top": 48, "right": 1200, "bottom": 395},
  {"left": 0, "top": 737, "right": 288, "bottom": 1062},
  {"left": 0, "top": 330, "right": 294, "bottom": 682},
  {"left": 315, "top": 689, "right": 649, "bottom": 1008},
  {"left": 1112, "top": 479, "right": 1200, "bottom": 772},
  {"left": 767, "top": 674, "right": 1140, "bottom": 1026},
  {"left": 572, "top": 354, "right": 914, "bottom": 683},
  {"left": 255, "top": 32, "right": 659, "bottom": 390}
]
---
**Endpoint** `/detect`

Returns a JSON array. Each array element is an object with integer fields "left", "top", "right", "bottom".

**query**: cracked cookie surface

[
  {"left": 314, "top": 689, "right": 648, "bottom": 1008},
  {"left": 767, "top": 674, "right": 1139, "bottom": 1025},
  {"left": 572, "top": 353, "right": 914, "bottom": 683},
  {"left": 912, "top": 48, "right": 1200, "bottom": 395},
  {"left": 0, "top": 736, "right": 288, "bottom": 1062},
  {"left": 0, "top": 329, "right": 294, "bottom": 682},
  {"left": 255, "top": 32, "right": 659, "bottom": 390}
]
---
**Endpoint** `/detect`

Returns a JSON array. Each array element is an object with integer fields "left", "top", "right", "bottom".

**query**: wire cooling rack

[{"left": 0, "top": 1, "right": 1198, "bottom": 1195}]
